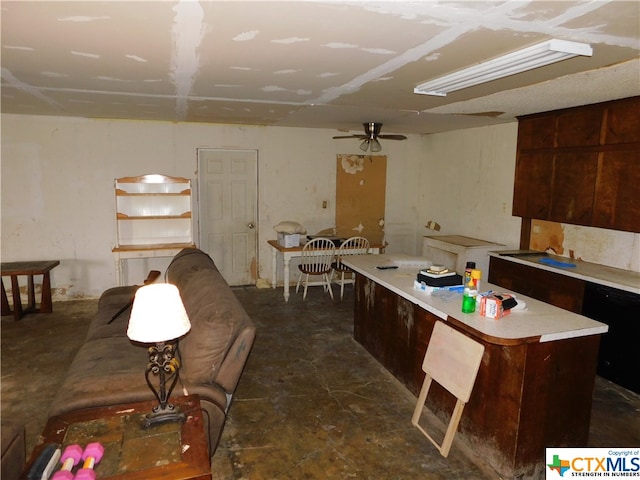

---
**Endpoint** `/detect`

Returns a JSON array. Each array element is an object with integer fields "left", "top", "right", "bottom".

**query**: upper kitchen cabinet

[
  {"left": 555, "top": 105, "right": 602, "bottom": 147},
  {"left": 604, "top": 97, "right": 640, "bottom": 144},
  {"left": 592, "top": 149, "right": 640, "bottom": 230},
  {"left": 548, "top": 151, "right": 598, "bottom": 225},
  {"left": 513, "top": 96, "right": 640, "bottom": 233},
  {"left": 512, "top": 151, "right": 553, "bottom": 219}
]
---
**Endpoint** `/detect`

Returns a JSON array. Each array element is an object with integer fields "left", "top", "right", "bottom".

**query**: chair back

[
  {"left": 335, "top": 236, "right": 370, "bottom": 270},
  {"left": 300, "top": 238, "right": 336, "bottom": 274}
]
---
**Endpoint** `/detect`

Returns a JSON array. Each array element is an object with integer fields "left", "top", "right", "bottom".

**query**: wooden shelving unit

[{"left": 112, "top": 174, "right": 195, "bottom": 285}]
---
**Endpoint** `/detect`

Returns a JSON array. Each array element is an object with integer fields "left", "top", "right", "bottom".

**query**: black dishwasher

[{"left": 582, "top": 282, "right": 640, "bottom": 394}]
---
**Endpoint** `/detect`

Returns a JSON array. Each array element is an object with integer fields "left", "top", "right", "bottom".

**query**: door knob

[{"left": 248, "top": 222, "right": 255, "bottom": 229}]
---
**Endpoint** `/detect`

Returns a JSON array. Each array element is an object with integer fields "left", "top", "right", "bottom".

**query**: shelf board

[
  {"left": 115, "top": 189, "right": 191, "bottom": 196},
  {"left": 116, "top": 212, "right": 191, "bottom": 220},
  {"left": 112, "top": 242, "right": 196, "bottom": 252},
  {"left": 116, "top": 174, "right": 190, "bottom": 184}
]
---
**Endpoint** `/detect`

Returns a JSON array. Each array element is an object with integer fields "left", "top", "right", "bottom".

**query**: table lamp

[{"left": 127, "top": 283, "right": 191, "bottom": 428}]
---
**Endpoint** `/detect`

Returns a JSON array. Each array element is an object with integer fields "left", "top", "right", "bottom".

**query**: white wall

[
  {"left": 418, "top": 123, "right": 522, "bottom": 249},
  {"left": 3, "top": 114, "right": 636, "bottom": 300},
  {"left": 418, "top": 123, "right": 640, "bottom": 272},
  {"left": 1, "top": 114, "right": 422, "bottom": 299}
]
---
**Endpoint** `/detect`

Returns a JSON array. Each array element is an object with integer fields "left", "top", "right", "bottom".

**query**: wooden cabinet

[
  {"left": 488, "top": 256, "right": 585, "bottom": 313},
  {"left": 112, "top": 174, "right": 196, "bottom": 285},
  {"left": 548, "top": 151, "right": 598, "bottom": 225},
  {"left": 592, "top": 149, "right": 640, "bottom": 229},
  {"left": 488, "top": 255, "right": 640, "bottom": 394},
  {"left": 354, "top": 275, "right": 427, "bottom": 393},
  {"left": 513, "top": 96, "right": 640, "bottom": 233},
  {"left": 604, "top": 97, "right": 640, "bottom": 144},
  {"left": 512, "top": 151, "right": 554, "bottom": 219}
]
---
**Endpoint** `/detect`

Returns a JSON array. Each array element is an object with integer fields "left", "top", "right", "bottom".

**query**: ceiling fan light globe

[
  {"left": 359, "top": 140, "right": 369, "bottom": 152},
  {"left": 370, "top": 139, "right": 382, "bottom": 152}
]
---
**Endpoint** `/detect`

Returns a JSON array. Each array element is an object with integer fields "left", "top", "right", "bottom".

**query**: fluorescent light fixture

[{"left": 414, "top": 39, "right": 593, "bottom": 97}]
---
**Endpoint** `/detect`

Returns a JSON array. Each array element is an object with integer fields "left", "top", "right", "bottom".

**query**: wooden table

[
  {"left": 268, "top": 239, "right": 384, "bottom": 302},
  {"left": 21, "top": 396, "right": 211, "bottom": 480},
  {"left": 1, "top": 260, "right": 60, "bottom": 321}
]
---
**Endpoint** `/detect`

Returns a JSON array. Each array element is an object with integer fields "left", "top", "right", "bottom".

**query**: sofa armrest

[{"left": 213, "top": 325, "right": 256, "bottom": 403}]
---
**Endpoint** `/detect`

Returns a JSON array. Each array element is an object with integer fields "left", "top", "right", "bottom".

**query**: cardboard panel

[{"left": 335, "top": 154, "right": 386, "bottom": 244}]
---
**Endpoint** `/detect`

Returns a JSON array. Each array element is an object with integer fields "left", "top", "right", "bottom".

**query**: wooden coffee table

[{"left": 21, "top": 396, "right": 211, "bottom": 480}]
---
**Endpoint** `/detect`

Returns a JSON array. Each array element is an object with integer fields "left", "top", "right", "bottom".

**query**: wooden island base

[{"left": 353, "top": 273, "right": 601, "bottom": 480}]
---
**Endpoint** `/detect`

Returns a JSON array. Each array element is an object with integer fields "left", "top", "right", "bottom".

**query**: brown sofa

[{"left": 48, "top": 247, "right": 256, "bottom": 454}]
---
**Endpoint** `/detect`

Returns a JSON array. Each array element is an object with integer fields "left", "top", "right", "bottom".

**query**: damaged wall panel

[{"left": 336, "top": 154, "right": 386, "bottom": 245}]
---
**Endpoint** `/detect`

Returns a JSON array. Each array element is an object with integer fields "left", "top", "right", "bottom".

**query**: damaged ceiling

[{"left": 1, "top": 1, "right": 639, "bottom": 135}]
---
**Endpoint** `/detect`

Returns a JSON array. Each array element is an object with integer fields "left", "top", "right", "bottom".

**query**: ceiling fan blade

[
  {"left": 378, "top": 134, "right": 407, "bottom": 140},
  {"left": 333, "top": 135, "right": 367, "bottom": 139}
]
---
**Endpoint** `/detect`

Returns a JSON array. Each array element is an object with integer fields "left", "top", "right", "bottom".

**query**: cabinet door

[
  {"left": 512, "top": 152, "right": 553, "bottom": 219},
  {"left": 549, "top": 152, "right": 598, "bottom": 225},
  {"left": 516, "top": 114, "right": 556, "bottom": 150},
  {"left": 593, "top": 149, "right": 640, "bottom": 231},
  {"left": 604, "top": 97, "right": 640, "bottom": 144},
  {"left": 555, "top": 106, "right": 602, "bottom": 147}
]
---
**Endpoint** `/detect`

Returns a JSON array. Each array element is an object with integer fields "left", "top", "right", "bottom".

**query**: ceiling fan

[{"left": 333, "top": 122, "right": 407, "bottom": 152}]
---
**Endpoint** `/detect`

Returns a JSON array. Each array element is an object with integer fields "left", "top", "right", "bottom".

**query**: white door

[{"left": 198, "top": 149, "right": 257, "bottom": 285}]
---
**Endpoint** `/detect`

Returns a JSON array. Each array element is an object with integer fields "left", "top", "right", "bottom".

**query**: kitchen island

[{"left": 343, "top": 254, "right": 608, "bottom": 480}]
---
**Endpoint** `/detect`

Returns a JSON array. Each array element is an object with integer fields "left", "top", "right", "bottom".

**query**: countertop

[
  {"left": 343, "top": 254, "right": 608, "bottom": 344},
  {"left": 423, "top": 234, "right": 504, "bottom": 248},
  {"left": 489, "top": 251, "right": 640, "bottom": 295}
]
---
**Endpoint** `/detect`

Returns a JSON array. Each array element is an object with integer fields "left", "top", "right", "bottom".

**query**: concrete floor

[{"left": 2, "top": 285, "right": 639, "bottom": 479}]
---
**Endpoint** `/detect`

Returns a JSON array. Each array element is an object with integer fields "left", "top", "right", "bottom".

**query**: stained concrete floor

[{"left": 2, "top": 285, "right": 639, "bottom": 479}]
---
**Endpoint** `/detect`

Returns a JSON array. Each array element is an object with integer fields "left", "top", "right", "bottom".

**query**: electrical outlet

[{"left": 322, "top": 200, "right": 327, "bottom": 209}]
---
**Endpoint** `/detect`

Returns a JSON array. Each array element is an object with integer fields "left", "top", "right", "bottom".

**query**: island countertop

[{"left": 343, "top": 253, "right": 608, "bottom": 344}]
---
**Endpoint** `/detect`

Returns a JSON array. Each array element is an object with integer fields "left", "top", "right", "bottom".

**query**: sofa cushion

[
  {"left": 167, "top": 249, "right": 254, "bottom": 386},
  {"left": 82, "top": 285, "right": 138, "bottom": 341},
  {"left": 179, "top": 285, "right": 250, "bottom": 385},
  {"left": 49, "top": 336, "right": 150, "bottom": 417},
  {"left": 49, "top": 335, "right": 231, "bottom": 418}
]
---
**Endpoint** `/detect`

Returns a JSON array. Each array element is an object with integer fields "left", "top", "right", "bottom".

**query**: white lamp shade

[{"left": 127, "top": 283, "right": 191, "bottom": 343}]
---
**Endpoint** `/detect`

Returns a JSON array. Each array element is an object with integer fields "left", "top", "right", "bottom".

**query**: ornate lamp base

[
  {"left": 142, "top": 403, "right": 186, "bottom": 429},
  {"left": 141, "top": 341, "right": 185, "bottom": 429}
]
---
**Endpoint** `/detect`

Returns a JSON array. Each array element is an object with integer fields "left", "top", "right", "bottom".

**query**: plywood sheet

[{"left": 335, "top": 154, "right": 386, "bottom": 244}]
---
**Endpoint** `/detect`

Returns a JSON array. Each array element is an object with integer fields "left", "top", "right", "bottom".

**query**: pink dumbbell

[
  {"left": 51, "top": 444, "right": 82, "bottom": 480},
  {"left": 74, "top": 442, "right": 104, "bottom": 480}
]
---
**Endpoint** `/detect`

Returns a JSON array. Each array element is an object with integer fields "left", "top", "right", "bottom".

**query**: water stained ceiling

[{"left": 2, "top": 1, "right": 639, "bottom": 135}]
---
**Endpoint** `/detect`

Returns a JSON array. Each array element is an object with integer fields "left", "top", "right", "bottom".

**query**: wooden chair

[
  {"left": 296, "top": 238, "right": 336, "bottom": 301},
  {"left": 331, "top": 236, "right": 370, "bottom": 300},
  {"left": 411, "top": 321, "right": 485, "bottom": 457}
]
